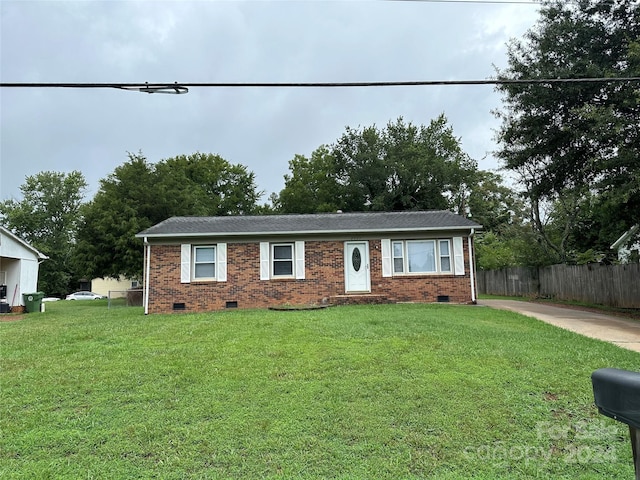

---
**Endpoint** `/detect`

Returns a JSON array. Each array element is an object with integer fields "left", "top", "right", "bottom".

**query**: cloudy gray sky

[{"left": 1, "top": 0, "right": 541, "bottom": 204}]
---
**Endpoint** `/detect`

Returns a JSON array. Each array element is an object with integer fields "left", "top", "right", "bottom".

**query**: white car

[{"left": 66, "top": 291, "right": 106, "bottom": 300}]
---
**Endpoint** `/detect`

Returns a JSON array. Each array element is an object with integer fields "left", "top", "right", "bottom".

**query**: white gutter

[
  {"left": 143, "top": 237, "right": 150, "bottom": 315},
  {"left": 468, "top": 228, "right": 476, "bottom": 302}
]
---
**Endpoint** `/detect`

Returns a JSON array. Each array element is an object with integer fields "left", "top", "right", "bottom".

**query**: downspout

[
  {"left": 143, "top": 237, "right": 151, "bottom": 315},
  {"left": 468, "top": 228, "right": 477, "bottom": 303}
]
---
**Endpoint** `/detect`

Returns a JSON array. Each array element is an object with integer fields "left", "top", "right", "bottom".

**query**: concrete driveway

[{"left": 478, "top": 299, "right": 640, "bottom": 354}]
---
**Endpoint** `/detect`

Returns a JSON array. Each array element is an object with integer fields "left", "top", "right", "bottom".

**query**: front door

[{"left": 345, "top": 241, "right": 370, "bottom": 292}]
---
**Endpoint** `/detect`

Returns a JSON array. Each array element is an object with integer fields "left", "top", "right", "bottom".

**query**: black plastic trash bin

[{"left": 22, "top": 292, "right": 45, "bottom": 313}]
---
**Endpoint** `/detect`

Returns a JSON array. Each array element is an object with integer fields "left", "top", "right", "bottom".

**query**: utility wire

[{"left": 0, "top": 78, "right": 639, "bottom": 94}]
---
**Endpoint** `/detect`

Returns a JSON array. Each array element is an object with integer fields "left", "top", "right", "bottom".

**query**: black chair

[{"left": 592, "top": 368, "right": 640, "bottom": 479}]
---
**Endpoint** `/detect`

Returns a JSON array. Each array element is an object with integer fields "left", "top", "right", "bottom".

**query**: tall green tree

[
  {"left": 276, "top": 146, "right": 342, "bottom": 214},
  {"left": 75, "top": 152, "right": 261, "bottom": 279},
  {"left": 0, "top": 171, "right": 87, "bottom": 296},
  {"left": 466, "top": 171, "right": 525, "bottom": 233},
  {"left": 335, "top": 116, "right": 478, "bottom": 212},
  {"left": 276, "top": 115, "right": 478, "bottom": 213},
  {"left": 154, "top": 153, "right": 261, "bottom": 216},
  {"left": 74, "top": 154, "right": 156, "bottom": 280},
  {"left": 495, "top": 0, "right": 640, "bottom": 262}
]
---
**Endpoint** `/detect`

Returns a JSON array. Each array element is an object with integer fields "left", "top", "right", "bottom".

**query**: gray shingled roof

[{"left": 137, "top": 211, "right": 481, "bottom": 239}]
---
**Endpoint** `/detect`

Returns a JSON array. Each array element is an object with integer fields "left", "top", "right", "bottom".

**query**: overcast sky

[{"left": 1, "top": 0, "right": 541, "bottom": 205}]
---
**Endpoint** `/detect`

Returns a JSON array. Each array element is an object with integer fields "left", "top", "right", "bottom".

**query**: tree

[
  {"left": 466, "top": 171, "right": 525, "bottom": 233},
  {"left": 75, "top": 152, "right": 261, "bottom": 279},
  {"left": 495, "top": 0, "right": 640, "bottom": 262},
  {"left": 153, "top": 153, "right": 261, "bottom": 216},
  {"left": 276, "top": 115, "right": 478, "bottom": 213},
  {"left": 474, "top": 231, "right": 517, "bottom": 270},
  {"left": 0, "top": 171, "right": 87, "bottom": 296},
  {"left": 277, "top": 147, "right": 343, "bottom": 213},
  {"left": 74, "top": 154, "right": 156, "bottom": 280}
]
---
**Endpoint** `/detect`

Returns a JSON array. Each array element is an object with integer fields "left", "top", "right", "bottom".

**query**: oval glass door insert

[{"left": 352, "top": 247, "right": 362, "bottom": 272}]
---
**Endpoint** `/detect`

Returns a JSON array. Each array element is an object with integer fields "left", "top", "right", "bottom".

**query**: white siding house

[
  {"left": 0, "top": 226, "right": 47, "bottom": 309},
  {"left": 611, "top": 225, "right": 640, "bottom": 264}
]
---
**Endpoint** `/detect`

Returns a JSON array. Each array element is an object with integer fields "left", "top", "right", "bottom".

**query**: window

[
  {"left": 439, "top": 240, "right": 451, "bottom": 272},
  {"left": 181, "top": 244, "right": 227, "bottom": 283},
  {"left": 194, "top": 246, "right": 216, "bottom": 279},
  {"left": 272, "top": 244, "right": 293, "bottom": 276},
  {"left": 407, "top": 240, "right": 436, "bottom": 273},
  {"left": 260, "top": 241, "right": 305, "bottom": 280},
  {"left": 391, "top": 239, "right": 452, "bottom": 274},
  {"left": 393, "top": 242, "right": 404, "bottom": 273}
]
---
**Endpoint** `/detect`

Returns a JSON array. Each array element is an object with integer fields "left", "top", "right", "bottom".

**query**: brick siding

[{"left": 146, "top": 238, "right": 475, "bottom": 313}]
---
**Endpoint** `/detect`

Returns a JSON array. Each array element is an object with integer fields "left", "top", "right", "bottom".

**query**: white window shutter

[
  {"left": 260, "top": 242, "right": 270, "bottom": 280},
  {"left": 453, "top": 237, "right": 465, "bottom": 275},
  {"left": 217, "top": 243, "right": 227, "bottom": 282},
  {"left": 381, "top": 239, "right": 392, "bottom": 277},
  {"left": 295, "top": 241, "right": 305, "bottom": 279},
  {"left": 181, "top": 244, "right": 191, "bottom": 283}
]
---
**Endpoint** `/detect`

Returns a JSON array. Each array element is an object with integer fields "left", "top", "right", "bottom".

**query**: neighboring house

[
  {"left": 611, "top": 225, "right": 640, "bottom": 264},
  {"left": 136, "top": 211, "right": 481, "bottom": 314},
  {"left": 91, "top": 276, "right": 140, "bottom": 298},
  {"left": 0, "top": 226, "right": 47, "bottom": 311}
]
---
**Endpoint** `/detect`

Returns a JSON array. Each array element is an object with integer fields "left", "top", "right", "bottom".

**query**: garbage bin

[{"left": 23, "top": 292, "right": 45, "bottom": 313}]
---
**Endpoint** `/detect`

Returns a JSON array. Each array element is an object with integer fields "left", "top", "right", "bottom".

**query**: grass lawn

[{"left": 1, "top": 301, "right": 638, "bottom": 479}]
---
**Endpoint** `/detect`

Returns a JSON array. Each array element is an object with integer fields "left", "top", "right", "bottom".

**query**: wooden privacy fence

[{"left": 477, "top": 263, "right": 640, "bottom": 308}]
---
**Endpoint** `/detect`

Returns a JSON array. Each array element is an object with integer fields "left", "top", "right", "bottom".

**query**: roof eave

[
  {"left": 611, "top": 224, "right": 640, "bottom": 250},
  {"left": 0, "top": 226, "right": 48, "bottom": 260},
  {"left": 136, "top": 224, "right": 480, "bottom": 240}
]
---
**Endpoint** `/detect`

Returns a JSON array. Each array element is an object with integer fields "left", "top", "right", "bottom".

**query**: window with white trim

[
  {"left": 181, "top": 243, "right": 227, "bottom": 283},
  {"left": 439, "top": 240, "right": 451, "bottom": 272},
  {"left": 392, "top": 239, "right": 453, "bottom": 274},
  {"left": 272, "top": 243, "right": 293, "bottom": 277},
  {"left": 194, "top": 246, "right": 216, "bottom": 279},
  {"left": 260, "top": 241, "right": 305, "bottom": 280}
]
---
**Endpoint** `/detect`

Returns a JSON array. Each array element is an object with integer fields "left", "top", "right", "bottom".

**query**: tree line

[{"left": 1, "top": 0, "right": 638, "bottom": 296}]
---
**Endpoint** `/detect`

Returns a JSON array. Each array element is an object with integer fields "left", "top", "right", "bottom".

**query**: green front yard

[{"left": 1, "top": 301, "right": 638, "bottom": 479}]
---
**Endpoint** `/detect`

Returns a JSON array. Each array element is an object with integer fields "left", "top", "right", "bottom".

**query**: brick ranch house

[{"left": 136, "top": 211, "right": 482, "bottom": 314}]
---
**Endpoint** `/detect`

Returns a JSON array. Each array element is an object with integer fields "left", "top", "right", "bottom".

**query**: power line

[{"left": 0, "top": 78, "right": 639, "bottom": 94}]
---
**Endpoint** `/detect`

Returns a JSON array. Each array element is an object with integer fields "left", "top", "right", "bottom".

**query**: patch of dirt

[
  {"left": 0, "top": 314, "right": 24, "bottom": 322},
  {"left": 268, "top": 304, "right": 331, "bottom": 311}
]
